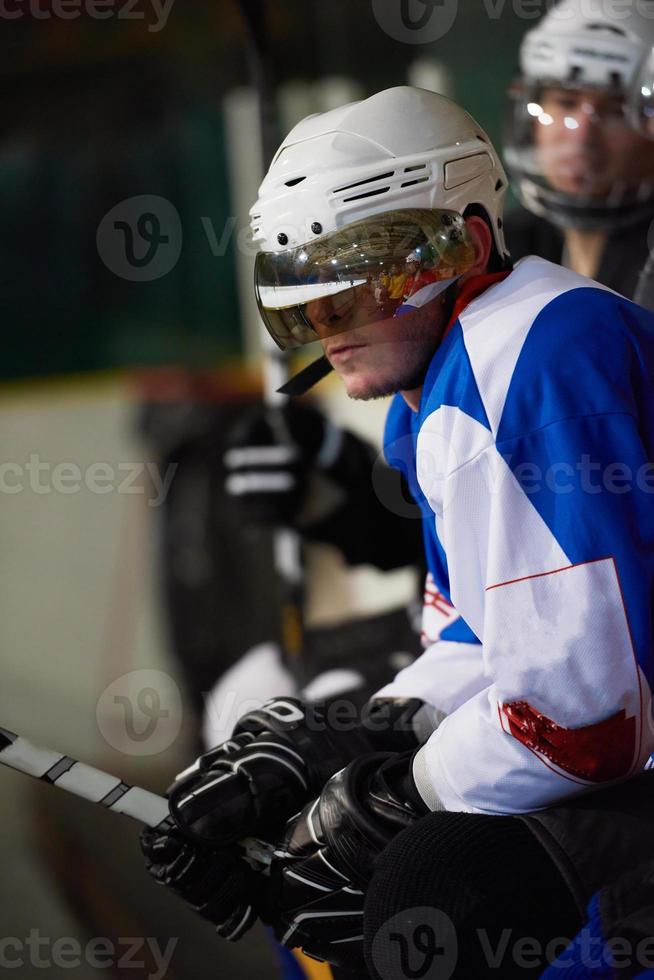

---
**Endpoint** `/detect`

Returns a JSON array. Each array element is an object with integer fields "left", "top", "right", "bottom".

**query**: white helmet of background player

[
  {"left": 505, "top": 0, "right": 654, "bottom": 230},
  {"left": 250, "top": 86, "right": 509, "bottom": 352}
]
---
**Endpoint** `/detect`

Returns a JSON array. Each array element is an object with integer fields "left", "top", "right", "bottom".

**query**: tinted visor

[{"left": 255, "top": 208, "right": 475, "bottom": 351}]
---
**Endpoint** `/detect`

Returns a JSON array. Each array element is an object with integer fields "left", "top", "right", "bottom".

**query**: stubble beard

[
  {"left": 332, "top": 288, "right": 455, "bottom": 401},
  {"left": 345, "top": 358, "right": 433, "bottom": 401},
  {"left": 344, "top": 329, "right": 445, "bottom": 401}
]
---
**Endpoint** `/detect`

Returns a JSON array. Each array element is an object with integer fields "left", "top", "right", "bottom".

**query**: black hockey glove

[
  {"left": 361, "top": 696, "right": 441, "bottom": 753},
  {"left": 223, "top": 401, "right": 343, "bottom": 526},
  {"left": 267, "top": 750, "right": 429, "bottom": 970},
  {"left": 166, "top": 698, "right": 373, "bottom": 847},
  {"left": 140, "top": 698, "right": 433, "bottom": 949},
  {"left": 140, "top": 825, "right": 263, "bottom": 941},
  {"left": 223, "top": 399, "right": 425, "bottom": 571}
]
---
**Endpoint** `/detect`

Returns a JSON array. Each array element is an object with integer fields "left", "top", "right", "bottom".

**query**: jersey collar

[{"left": 442, "top": 269, "right": 512, "bottom": 343}]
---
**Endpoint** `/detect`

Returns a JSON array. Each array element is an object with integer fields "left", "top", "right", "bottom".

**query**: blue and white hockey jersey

[{"left": 376, "top": 256, "right": 654, "bottom": 815}]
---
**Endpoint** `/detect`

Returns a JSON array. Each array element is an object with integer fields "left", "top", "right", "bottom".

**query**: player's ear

[{"left": 462, "top": 215, "right": 493, "bottom": 279}]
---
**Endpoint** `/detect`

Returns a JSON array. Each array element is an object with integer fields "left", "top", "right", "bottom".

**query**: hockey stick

[
  {"left": 233, "top": 13, "right": 336, "bottom": 976},
  {"left": 0, "top": 725, "right": 273, "bottom": 868},
  {"left": 237, "top": 0, "right": 306, "bottom": 666}
]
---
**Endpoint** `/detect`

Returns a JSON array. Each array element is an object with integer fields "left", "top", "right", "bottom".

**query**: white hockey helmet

[
  {"left": 505, "top": 0, "right": 654, "bottom": 229},
  {"left": 250, "top": 86, "right": 509, "bottom": 353}
]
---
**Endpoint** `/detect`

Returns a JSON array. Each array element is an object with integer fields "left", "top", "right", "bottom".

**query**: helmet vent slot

[
  {"left": 285, "top": 177, "right": 307, "bottom": 187},
  {"left": 334, "top": 171, "right": 395, "bottom": 193},
  {"left": 404, "top": 164, "right": 427, "bottom": 173},
  {"left": 586, "top": 22, "right": 625, "bottom": 36},
  {"left": 342, "top": 186, "right": 391, "bottom": 202},
  {"left": 401, "top": 176, "right": 429, "bottom": 188}
]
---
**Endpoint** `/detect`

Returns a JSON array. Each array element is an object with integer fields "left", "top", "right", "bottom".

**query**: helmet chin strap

[{"left": 277, "top": 355, "right": 333, "bottom": 396}]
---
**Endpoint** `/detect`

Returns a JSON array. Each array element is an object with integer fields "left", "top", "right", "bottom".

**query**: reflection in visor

[
  {"left": 258, "top": 278, "right": 368, "bottom": 310},
  {"left": 255, "top": 208, "right": 476, "bottom": 351}
]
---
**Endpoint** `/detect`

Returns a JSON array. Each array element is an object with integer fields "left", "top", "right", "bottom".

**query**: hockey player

[
  {"left": 141, "top": 87, "right": 654, "bottom": 978},
  {"left": 210, "top": 0, "right": 654, "bottom": 755},
  {"left": 504, "top": 0, "right": 654, "bottom": 298}
]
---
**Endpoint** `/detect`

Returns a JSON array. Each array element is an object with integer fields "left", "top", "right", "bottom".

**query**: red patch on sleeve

[{"left": 501, "top": 700, "right": 636, "bottom": 783}]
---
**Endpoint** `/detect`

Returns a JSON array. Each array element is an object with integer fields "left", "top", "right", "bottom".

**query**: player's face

[
  {"left": 534, "top": 87, "right": 654, "bottom": 197},
  {"left": 312, "top": 290, "right": 449, "bottom": 401},
  {"left": 311, "top": 214, "right": 490, "bottom": 403}
]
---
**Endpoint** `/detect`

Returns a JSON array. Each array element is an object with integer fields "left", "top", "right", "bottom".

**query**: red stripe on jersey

[{"left": 501, "top": 700, "right": 636, "bottom": 783}]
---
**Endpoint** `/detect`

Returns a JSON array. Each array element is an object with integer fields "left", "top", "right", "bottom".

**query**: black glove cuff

[
  {"left": 319, "top": 751, "right": 429, "bottom": 886},
  {"left": 319, "top": 753, "right": 395, "bottom": 886},
  {"left": 360, "top": 697, "right": 426, "bottom": 753},
  {"left": 369, "top": 750, "right": 429, "bottom": 819}
]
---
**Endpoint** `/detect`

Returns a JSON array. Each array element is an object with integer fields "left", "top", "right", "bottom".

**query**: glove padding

[
  {"left": 223, "top": 401, "right": 338, "bottom": 525},
  {"left": 167, "top": 697, "right": 373, "bottom": 847},
  {"left": 268, "top": 751, "right": 428, "bottom": 969},
  {"left": 142, "top": 701, "right": 430, "bottom": 957},
  {"left": 140, "top": 825, "right": 262, "bottom": 941}
]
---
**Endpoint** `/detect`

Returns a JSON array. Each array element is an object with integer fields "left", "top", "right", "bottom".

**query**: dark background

[{"left": 1, "top": 0, "right": 528, "bottom": 381}]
